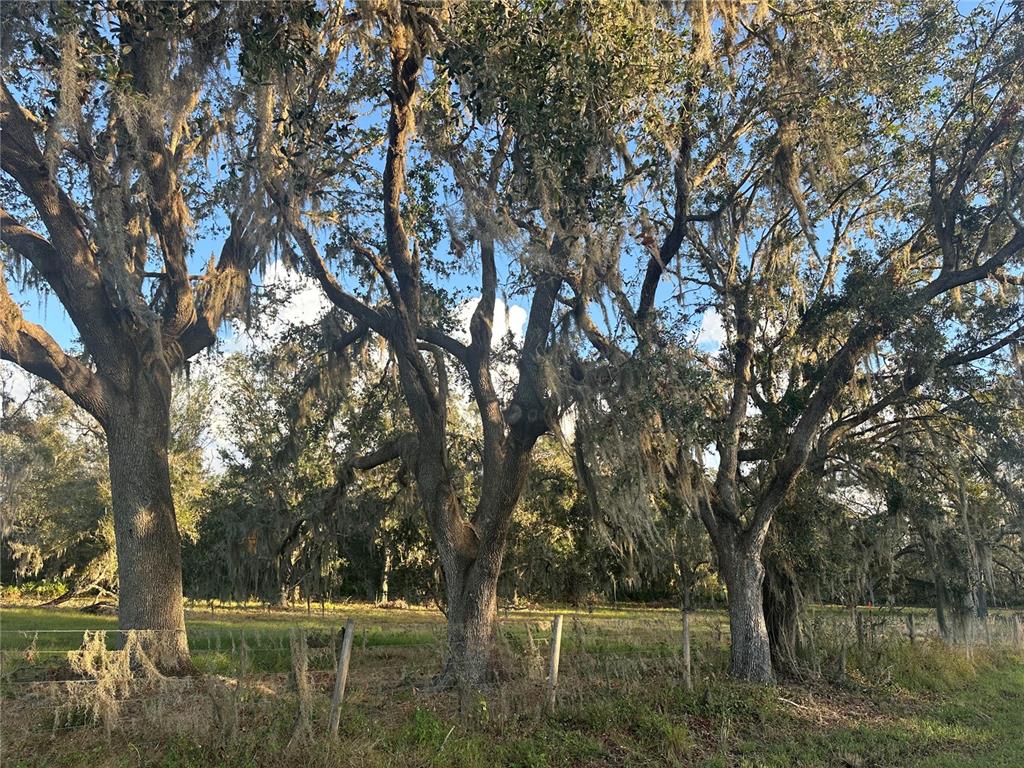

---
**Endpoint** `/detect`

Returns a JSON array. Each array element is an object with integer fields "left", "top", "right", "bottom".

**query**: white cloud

[
  {"left": 702, "top": 446, "right": 720, "bottom": 470},
  {"left": 495, "top": 302, "right": 528, "bottom": 345},
  {"left": 221, "top": 261, "right": 334, "bottom": 355},
  {"left": 0, "top": 361, "right": 35, "bottom": 405},
  {"left": 260, "top": 261, "right": 335, "bottom": 333},
  {"left": 197, "top": 261, "right": 336, "bottom": 472},
  {"left": 452, "top": 297, "right": 529, "bottom": 399},
  {"left": 696, "top": 308, "right": 726, "bottom": 350},
  {"left": 454, "top": 297, "right": 528, "bottom": 346}
]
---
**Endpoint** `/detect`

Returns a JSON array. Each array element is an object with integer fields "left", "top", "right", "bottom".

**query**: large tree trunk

[
  {"left": 722, "top": 550, "right": 774, "bottom": 683},
  {"left": 434, "top": 482, "right": 519, "bottom": 689},
  {"left": 106, "top": 378, "right": 190, "bottom": 672},
  {"left": 440, "top": 561, "right": 500, "bottom": 688}
]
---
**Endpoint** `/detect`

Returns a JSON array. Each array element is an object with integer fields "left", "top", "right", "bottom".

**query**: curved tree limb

[{"left": 0, "top": 268, "right": 111, "bottom": 424}]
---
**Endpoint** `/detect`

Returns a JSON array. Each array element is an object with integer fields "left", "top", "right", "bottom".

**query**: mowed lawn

[{"left": 1, "top": 601, "right": 1022, "bottom": 767}]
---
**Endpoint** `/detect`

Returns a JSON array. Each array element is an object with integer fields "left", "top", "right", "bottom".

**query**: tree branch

[
  {"left": 0, "top": 268, "right": 111, "bottom": 424},
  {"left": 0, "top": 80, "right": 114, "bottom": 349},
  {"left": 0, "top": 209, "right": 62, "bottom": 276}
]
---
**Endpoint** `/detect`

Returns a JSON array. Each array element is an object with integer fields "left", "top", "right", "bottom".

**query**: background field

[{"left": 1, "top": 601, "right": 1022, "bottom": 767}]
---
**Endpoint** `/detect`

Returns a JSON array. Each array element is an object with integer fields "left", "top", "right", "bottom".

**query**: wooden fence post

[
  {"left": 838, "top": 636, "right": 848, "bottom": 679},
  {"left": 682, "top": 610, "right": 693, "bottom": 692},
  {"left": 328, "top": 618, "right": 355, "bottom": 738},
  {"left": 547, "top": 614, "right": 563, "bottom": 711},
  {"left": 681, "top": 595, "right": 693, "bottom": 692},
  {"left": 286, "top": 629, "right": 312, "bottom": 750},
  {"left": 907, "top": 613, "right": 916, "bottom": 644}
]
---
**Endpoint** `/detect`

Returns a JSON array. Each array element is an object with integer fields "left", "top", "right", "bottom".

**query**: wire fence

[{"left": 2, "top": 606, "right": 1021, "bottom": 747}]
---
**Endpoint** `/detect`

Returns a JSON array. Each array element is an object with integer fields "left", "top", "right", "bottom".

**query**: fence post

[
  {"left": 682, "top": 611, "right": 693, "bottom": 692},
  {"left": 286, "top": 629, "right": 312, "bottom": 750},
  {"left": 856, "top": 611, "right": 864, "bottom": 648},
  {"left": 681, "top": 594, "right": 693, "bottom": 692},
  {"left": 328, "top": 618, "right": 355, "bottom": 738},
  {"left": 906, "top": 613, "right": 915, "bottom": 644},
  {"left": 547, "top": 614, "right": 563, "bottom": 711}
]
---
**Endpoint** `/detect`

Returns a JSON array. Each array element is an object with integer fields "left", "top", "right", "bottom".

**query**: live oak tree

[
  {"left": 713, "top": 323, "right": 1024, "bottom": 665},
  {"left": 573, "top": 2, "right": 1024, "bottom": 682},
  {"left": 1, "top": 4, "right": 1018, "bottom": 705},
  {"left": 678, "top": 4, "right": 1023, "bottom": 682},
  {"left": 184, "top": 312, "right": 598, "bottom": 610},
  {"left": 0, "top": 2, "right": 270, "bottom": 667},
  {"left": 186, "top": 308, "right": 599, "bottom": 609},
  {"left": 253, "top": 0, "right": 674, "bottom": 686}
]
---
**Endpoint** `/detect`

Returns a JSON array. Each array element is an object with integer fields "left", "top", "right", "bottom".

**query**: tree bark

[
  {"left": 699, "top": 494, "right": 775, "bottom": 683},
  {"left": 380, "top": 542, "right": 391, "bottom": 604},
  {"left": 105, "top": 377, "right": 190, "bottom": 672},
  {"left": 723, "top": 551, "right": 774, "bottom": 683},
  {"left": 431, "top": 464, "right": 528, "bottom": 688},
  {"left": 427, "top": 444, "right": 534, "bottom": 689},
  {"left": 974, "top": 554, "right": 989, "bottom": 621},
  {"left": 2, "top": 21, "right": 259, "bottom": 670},
  {"left": 440, "top": 561, "right": 501, "bottom": 688}
]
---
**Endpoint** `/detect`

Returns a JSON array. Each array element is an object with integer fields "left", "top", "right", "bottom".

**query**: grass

[{"left": 1, "top": 600, "right": 1021, "bottom": 767}]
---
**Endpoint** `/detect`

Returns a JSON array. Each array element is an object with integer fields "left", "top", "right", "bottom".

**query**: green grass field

[{"left": 1, "top": 602, "right": 1021, "bottom": 767}]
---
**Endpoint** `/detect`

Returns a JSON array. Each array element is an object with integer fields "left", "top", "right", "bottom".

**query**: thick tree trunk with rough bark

[
  {"left": 723, "top": 551, "right": 774, "bottom": 683},
  {"left": 1, "top": 15, "right": 260, "bottom": 674},
  {"left": 700, "top": 491, "right": 776, "bottom": 683},
  {"left": 430, "top": 458, "right": 529, "bottom": 688},
  {"left": 106, "top": 377, "right": 190, "bottom": 672},
  {"left": 440, "top": 561, "right": 501, "bottom": 687}
]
